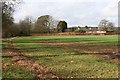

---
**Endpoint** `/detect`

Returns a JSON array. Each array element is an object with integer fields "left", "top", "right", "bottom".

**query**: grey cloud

[{"left": 14, "top": 1, "right": 118, "bottom": 27}]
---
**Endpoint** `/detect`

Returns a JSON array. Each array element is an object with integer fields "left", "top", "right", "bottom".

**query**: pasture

[{"left": 2, "top": 35, "right": 119, "bottom": 79}]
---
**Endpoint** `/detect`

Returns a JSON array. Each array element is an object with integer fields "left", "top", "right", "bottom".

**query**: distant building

[
  {"left": 81, "top": 27, "right": 99, "bottom": 32},
  {"left": 78, "top": 27, "right": 107, "bottom": 34},
  {"left": 67, "top": 26, "right": 107, "bottom": 34}
]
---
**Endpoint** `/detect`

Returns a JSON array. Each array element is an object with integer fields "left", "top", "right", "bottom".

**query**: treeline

[
  {"left": 2, "top": 1, "right": 117, "bottom": 38},
  {"left": 2, "top": 1, "right": 68, "bottom": 38},
  {"left": 3, "top": 15, "right": 68, "bottom": 38},
  {"left": 33, "top": 15, "right": 67, "bottom": 34}
]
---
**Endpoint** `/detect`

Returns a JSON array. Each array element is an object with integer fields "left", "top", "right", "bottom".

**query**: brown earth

[
  {"left": 38, "top": 40, "right": 120, "bottom": 64},
  {"left": 38, "top": 40, "right": 119, "bottom": 53},
  {"left": 3, "top": 41, "right": 58, "bottom": 80},
  {"left": 3, "top": 39, "right": 119, "bottom": 79}
]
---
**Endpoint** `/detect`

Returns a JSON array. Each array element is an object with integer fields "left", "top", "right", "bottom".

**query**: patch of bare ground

[
  {"left": 3, "top": 41, "right": 58, "bottom": 80},
  {"left": 38, "top": 40, "right": 120, "bottom": 64},
  {"left": 38, "top": 40, "right": 119, "bottom": 53},
  {"left": 38, "top": 40, "right": 89, "bottom": 45}
]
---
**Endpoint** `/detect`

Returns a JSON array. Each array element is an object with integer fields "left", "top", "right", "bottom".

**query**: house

[
  {"left": 81, "top": 27, "right": 98, "bottom": 32},
  {"left": 67, "top": 26, "right": 107, "bottom": 35},
  {"left": 79, "top": 27, "right": 107, "bottom": 35}
]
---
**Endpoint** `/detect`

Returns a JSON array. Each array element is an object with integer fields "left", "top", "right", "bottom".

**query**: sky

[{"left": 13, "top": 0, "right": 119, "bottom": 27}]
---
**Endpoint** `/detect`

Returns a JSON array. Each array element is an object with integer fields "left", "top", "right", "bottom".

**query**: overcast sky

[{"left": 13, "top": 0, "right": 119, "bottom": 27}]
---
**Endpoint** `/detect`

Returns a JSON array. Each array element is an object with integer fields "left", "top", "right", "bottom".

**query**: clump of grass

[
  {"left": 3, "top": 65, "right": 35, "bottom": 79},
  {"left": 35, "top": 54, "right": 118, "bottom": 78},
  {"left": 2, "top": 57, "right": 35, "bottom": 79}
]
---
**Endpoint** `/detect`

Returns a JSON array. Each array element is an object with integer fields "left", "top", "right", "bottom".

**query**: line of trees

[
  {"left": 2, "top": 1, "right": 68, "bottom": 38},
  {"left": 33, "top": 15, "right": 68, "bottom": 33},
  {"left": 2, "top": 1, "right": 116, "bottom": 38},
  {"left": 2, "top": 0, "right": 68, "bottom": 38}
]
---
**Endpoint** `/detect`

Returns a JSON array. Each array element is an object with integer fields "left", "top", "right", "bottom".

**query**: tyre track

[{"left": 6, "top": 40, "right": 58, "bottom": 80}]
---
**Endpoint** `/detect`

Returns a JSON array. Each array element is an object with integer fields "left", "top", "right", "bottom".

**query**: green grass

[
  {"left": 11, "top": 35, "right": 118, "bottom": 44},
  {"left": 2, "top": 57, "right": 35, "bottom": 79},
  {"left": 2, "top": 35, "right": 119, "bottom": 78},
  {"left": 3, "top": 64, "right": 35, "bottom": 79},
  {"left": 35, "top": 54, "right": 118, "bottom": 78}
]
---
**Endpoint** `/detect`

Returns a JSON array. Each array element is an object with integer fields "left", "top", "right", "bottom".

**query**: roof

[{"left": 80, "top": 27, "right": 99, "bottom": 31}]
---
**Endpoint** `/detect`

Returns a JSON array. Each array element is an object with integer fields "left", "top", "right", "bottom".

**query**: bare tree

[
  {"left": 34, "top": 15, "right": 57, "bottom": 33},
  {"left": 107, "top": 22, "right": 114, "bottom": 32},
  {"left": 2, "top": 0, "right": 22, "bottom": 37},
  {"left": 98, "top": 19, "right": 114, "bottom": 32},
  {"left": 19, "top": 16, "right": 32, "bottom": 36}
]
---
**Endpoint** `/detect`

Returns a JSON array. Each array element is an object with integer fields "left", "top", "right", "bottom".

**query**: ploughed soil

[{"left": 38, "top": 40, "right": 120, "bottom": 64}]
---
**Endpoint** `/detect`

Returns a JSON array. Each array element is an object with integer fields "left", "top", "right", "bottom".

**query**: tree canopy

[
  {"left": 2, "top": 0, "right": 22, "bottom": 37},
  {"left": 98, "top": 19, "right": 114, "bottom": 32},
  {"left": 34, "top": 15, "right": 56, "bottom": 33},
  {"left": 19, "top": 17, "right": 32, "bottom": 36},
  {"left": 57, "top": 21, "right": 67, "bottom": 32}
]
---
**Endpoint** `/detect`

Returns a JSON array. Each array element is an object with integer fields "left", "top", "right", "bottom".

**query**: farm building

[{"left": 79, "top": 27, "right": 107, "bottom": 34}]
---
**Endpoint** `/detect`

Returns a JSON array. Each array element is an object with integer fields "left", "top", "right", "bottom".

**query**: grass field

[{"left": 2, "top": 35, "right": 119, "bottom": 78}]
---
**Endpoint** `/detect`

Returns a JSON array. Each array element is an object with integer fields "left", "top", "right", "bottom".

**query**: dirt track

[
  {"left": 3, "top": 40, "right": 58, "bottom": 80},
  {"left": 3, "top": 39, "right": 119, "bottom": 79}
]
